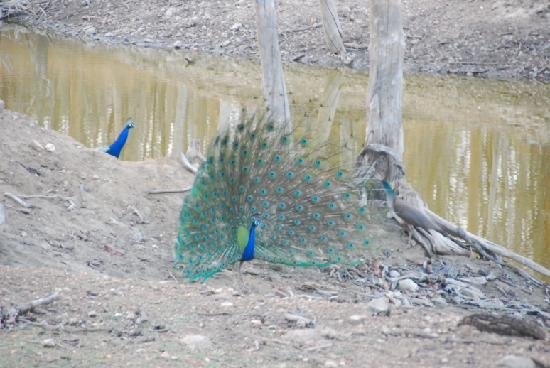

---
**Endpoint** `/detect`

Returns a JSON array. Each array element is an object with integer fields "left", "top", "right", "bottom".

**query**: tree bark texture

[
  {"left": 255, "top": 0, "right": 292, "bottom": 127},
  {"left": 319, "top": 0, "right": 347, "bottom": 55},
  {"left": 365, "top": 0, "right": 404, "bottom": 161}
]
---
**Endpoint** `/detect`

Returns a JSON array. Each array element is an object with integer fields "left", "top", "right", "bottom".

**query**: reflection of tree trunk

[
  {"left": 319, "top": 0, "right": 347, "bottom": 56},
  {"left": 171, "top": 84, "right": 188, "bottom": 158},
  {"left": 316, "top": 73, "right": 343, "bottom": 144},
  {"left": 255, "top": 0, "right": 291, "bottom": 127}
]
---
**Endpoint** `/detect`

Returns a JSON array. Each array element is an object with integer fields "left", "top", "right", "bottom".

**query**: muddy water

[{"left": 1, "top": 25, "right": 549, "bottom": 269}]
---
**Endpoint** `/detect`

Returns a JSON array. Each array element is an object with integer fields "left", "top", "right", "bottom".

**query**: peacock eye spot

[
  {"left": 294, "top": 190, "right": 302, "bottom": 197},
  {"left": 296, "top": 158, "right": 304, "bottom": 165},
  {"left": 314, "top": 159, "right": 322, "bottom": 168},
  {"left": 300, "top": 138, "right": 308, "bottom": 146},
  {"left": 295, "top": 204, "right": 304, "bottom": 212},
  {"left": 278, "top": 202, "right": 287, "bottom": 210},
  {"left": 303, "top": 174, "right": 313, "bottom": 183},
  {"left": 275, "top": 186, "right": 284, "bottom": 194},
  {"left": 327, "top": 202, "right": 336, "bottom": 209},
  {"left": 269, "top": 171, "right": 276, "bottom": 179},
  {"left": 286, "top": 171, "right": 294, "bottom": 179},
  {"left": 274, "top": 154, "right": 282, "bottom": 163},
  {"left": 310, "top": 195, "right": 320, "bottom": 204},
  {"left": 246, "top": 195, "right": 254, "bottom": 202}
]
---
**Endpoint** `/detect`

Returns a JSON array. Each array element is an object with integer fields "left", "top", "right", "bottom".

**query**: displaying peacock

[
  {"left": 175, "top": 115, "right": 387, "bottom": 281},
  {"left": 100, "top": 118, "right": 135, "bottom": 158}
]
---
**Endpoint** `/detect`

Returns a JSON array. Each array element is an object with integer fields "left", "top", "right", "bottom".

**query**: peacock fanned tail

[{"left": 175, "top": 114, "right": 383, "bottom": 281}]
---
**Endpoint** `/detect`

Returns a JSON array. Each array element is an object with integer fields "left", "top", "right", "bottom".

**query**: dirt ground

[
  {"left": 0, "top": 108, "right": 549, "bottom": 367},
  {"left": 1, "top": 0, "right": 550, "bottom": 366},
  {"left": 5, "top": 0, "right": 548, "bottom": 81}
]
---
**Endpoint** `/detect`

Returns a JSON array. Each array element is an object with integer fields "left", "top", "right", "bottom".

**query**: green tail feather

[{"left": 175, "top": 114, "right": 385, "bottom": 281}]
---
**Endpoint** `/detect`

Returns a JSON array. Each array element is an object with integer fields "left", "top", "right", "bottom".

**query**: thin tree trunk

[
  {"left": 255, "top": 0, "right": 292, "bottom": 127},
  {"left": 319, "top": 0, "right": 347, "bottom": 56},
  {"left": 365, "top": 0, "right": 404, "bottom": 159}
]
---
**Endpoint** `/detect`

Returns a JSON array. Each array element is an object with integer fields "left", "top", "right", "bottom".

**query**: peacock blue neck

[
  {"left": 106, "top": 125, "right": 131, "bottom": 158},
  {"left": 241, "top": 222, "right": 257, "bottom": 261},
  {"left": 382, "top": 180, "right": 396, "bottom": 202}
]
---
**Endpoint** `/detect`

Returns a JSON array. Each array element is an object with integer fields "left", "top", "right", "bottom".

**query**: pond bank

[{"left": 7, "top": 0, "right": 550, "bottom": 81}]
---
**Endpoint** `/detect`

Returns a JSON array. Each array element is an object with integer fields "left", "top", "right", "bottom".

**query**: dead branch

[
  {"left": 9, "top": 193, "right": 76, "bottom": 210},
  {"left": 147, "top": 188, "right": 192, "bottom": 195},
  {"left": 459, "top": 313, "right": 546, "bottom": 340},
  {"left": 1, "top": 292, "right": 60, "bottom": 328},
  {"left": 180, "top": 152, "right": 198, "bottom": 174},
  {"left": 427, "top": 209, "right": 550, "bottom": 277},
  {"left": 4, "top": 192, "right": 33, "bottom": 208}
]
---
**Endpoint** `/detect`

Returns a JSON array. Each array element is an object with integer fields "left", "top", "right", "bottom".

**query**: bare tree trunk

[
  {"left": 319, "top": 0, "right": 347, "bottom": 56},
  {"left": 365, "top": 0, "right": 404, "bottom": 160},
  {"left": 255, "top": 0, "right": 292, "bottom": 127},
  {"left": 358, "top": 0, "right": 550, "bottom": 278}
]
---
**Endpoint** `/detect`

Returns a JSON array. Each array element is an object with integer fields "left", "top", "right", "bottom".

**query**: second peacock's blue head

[{"left": 125, "top": 119, "right": 135, "bottom": 130}]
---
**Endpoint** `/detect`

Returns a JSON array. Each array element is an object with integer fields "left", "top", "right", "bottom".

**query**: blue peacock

[
  {"left": 100, "top": 118, "right": 135, "bottom": 158},
  {"left": 175, "top": 115, "right": 386, "bottom": 281}
]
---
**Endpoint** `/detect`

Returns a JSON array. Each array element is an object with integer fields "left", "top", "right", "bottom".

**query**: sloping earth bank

[{"left": 1, "top": 108, "right": 549, "bottom": 367}]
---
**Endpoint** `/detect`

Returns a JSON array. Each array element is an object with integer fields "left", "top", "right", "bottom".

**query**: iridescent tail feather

[{"left": 175, "top": 114, "right": 386, "bottom": 281}]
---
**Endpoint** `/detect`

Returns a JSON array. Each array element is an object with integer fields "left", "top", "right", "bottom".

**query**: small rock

[
  {"left": 180, "top": 334, "right": 211, "bottom": 350},
  {"left": 44, "top": 143, "right": 56, "bottom": 152},
  {"left": 348, "top": 314, "right": 367, "bottom": 325},
  {"left": 324, "top": 360, "right": 338, "bottom": 368},
  {"left": 173, "top": 40, "right": 182, "bottom": 49},
  {"left": 461, "top": 285, "right": 484, "bottom": 300},
  {"left": 389, "top": 270, "right": 400, "bottom": 278},
  {"left": 284, "top": 313, "right": 315, "bottom": 328},
  {"left": 497, "top": 355, "right": 536, "bottom": 368},
  {"left": 220, "top": 301, "right": 233, "bottom": 307},
  {"left": 42, "top": 338, "right": 55, "bottom": 347},
  {"left": 230, "top": 22, "right": 243, "bottom": 31},
  {"left": 367, "top": 297, "right": 389, "bottom": 315},
  {"left": 84, "top": 26, "right": 96, "bottom": 35},
  {"left": 165, "top": 7, "right": 176, "bottom": 18},
  {"left": 88, "top": 310, "right": 97, "bottom": 318},
  {"left": 0, "top": 99, "right": 4, "bottom": 110},
  {"left": 398, "top": 278, "right": 419, "bottom": 293},
  {"left": 251, "top": 319, "right": 262, "bottom": 327}
]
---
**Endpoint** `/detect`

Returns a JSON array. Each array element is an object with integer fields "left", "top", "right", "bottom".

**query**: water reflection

[{"left": 0, "top": 25, "right": 549, "bottom": 269}]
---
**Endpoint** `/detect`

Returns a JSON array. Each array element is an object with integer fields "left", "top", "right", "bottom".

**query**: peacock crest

[{"left": 175, "top": 114, "right": 386, "bottom": 281}]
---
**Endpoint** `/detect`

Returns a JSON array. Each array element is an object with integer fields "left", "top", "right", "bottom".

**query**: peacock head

[
  {"left": 124, "top": 118, "right": 136, "bottom": 130},
  {"left": 382, "top": 180, "right": 396, "bottom": 199},
  {"left": 251, "top": 214, "right": 261, "bottom": 228}
]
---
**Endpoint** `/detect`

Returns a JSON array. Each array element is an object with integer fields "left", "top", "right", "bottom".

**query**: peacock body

[
  {"left": 175, "top": 115, "right": 385, "bottom": 281},
  {"left": 101, "top": 118, "right": 135, "bottom": 158}
]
